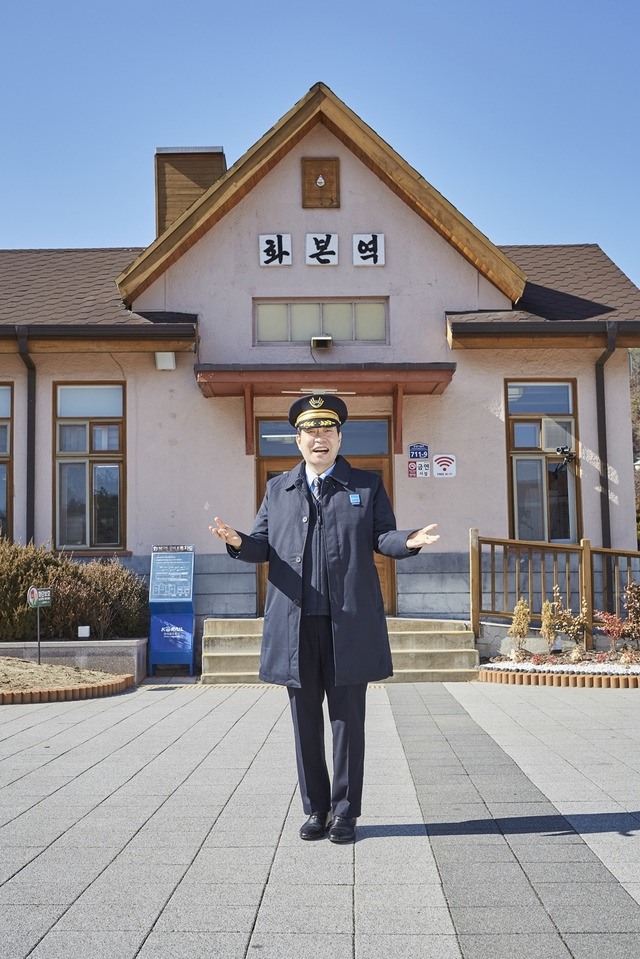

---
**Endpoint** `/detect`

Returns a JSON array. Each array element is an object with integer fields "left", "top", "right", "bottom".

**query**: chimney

[{"left": 155, "top": 146, "right": 227, "bottom": 236}]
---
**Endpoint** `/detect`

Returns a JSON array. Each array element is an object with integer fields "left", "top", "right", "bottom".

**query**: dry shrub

[{"left": 0, "top": 539, "right": 147, "bottom": 641}]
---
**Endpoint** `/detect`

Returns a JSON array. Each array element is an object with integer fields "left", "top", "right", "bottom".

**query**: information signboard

[
  {"left": 149, "top": 545, "right": 194, "bottom": 604},
  {"left": 148, "top": 545, "right": 195, "bottom": 676}
]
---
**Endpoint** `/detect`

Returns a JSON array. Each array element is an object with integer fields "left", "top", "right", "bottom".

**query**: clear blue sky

[{"left": 2, "top": 0, "right": 639, "bottom": 287}]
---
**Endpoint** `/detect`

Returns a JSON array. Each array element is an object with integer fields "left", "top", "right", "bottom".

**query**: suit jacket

[{"left": 228, "top": 456, "right": 419, "bottom": 687}]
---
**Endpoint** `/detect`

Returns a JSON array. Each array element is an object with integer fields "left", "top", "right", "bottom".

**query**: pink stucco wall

[{"left": 6, "top": 125, "right": 635, "bottom": 559}]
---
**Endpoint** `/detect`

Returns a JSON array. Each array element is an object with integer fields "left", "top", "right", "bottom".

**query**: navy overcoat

[{"left": 228, "top": 456, "right": 419, "bottom": 687}]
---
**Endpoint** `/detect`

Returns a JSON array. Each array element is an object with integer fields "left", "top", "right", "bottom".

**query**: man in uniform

[{"left": 211, "top": 394, "right": 439, "bottom": 843}]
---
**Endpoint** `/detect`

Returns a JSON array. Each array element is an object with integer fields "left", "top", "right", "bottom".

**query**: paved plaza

[{"left": 2, "top": 677, "right": 640, "bottom": 958}]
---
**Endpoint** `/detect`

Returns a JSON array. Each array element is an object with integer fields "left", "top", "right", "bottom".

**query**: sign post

[
  {"left": 27, "top": 586, "right": 52, "bottom": 665},
  {"left": 148, "top": 546, "right": 196, "bottom": 676}
]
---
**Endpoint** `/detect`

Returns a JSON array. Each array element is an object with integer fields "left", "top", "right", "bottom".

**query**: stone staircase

[{"left": 201, "top": 617, "right": 478, "bottom": 684}]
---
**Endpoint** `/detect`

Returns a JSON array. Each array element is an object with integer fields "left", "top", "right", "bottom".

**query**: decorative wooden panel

[{"left": 301, "top": 157, "right": 340, "bottom": 208}]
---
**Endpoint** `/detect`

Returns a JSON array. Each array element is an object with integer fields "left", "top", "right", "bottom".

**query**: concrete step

[
  {"left": 388, "top": 630, "right": 476, "bottom": 651},
  {"left": 203, "top": 618, "right": 264, "bottom": 637},
  {"left": 201, "top": 617, "right": 479, "bottom": 684},
  {"left": 386, "top": 618, "right": 471, "bottom": 632},
  {"left": 391, "top": 648, "right": 479, "bottom": 670},
  {"left": 385, "top": 668, "right": 480, "bottom": 683}
]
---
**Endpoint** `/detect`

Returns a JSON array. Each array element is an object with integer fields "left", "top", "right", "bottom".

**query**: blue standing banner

[{"left": 148, "top": 545, "right": 196, "bottom": 676}]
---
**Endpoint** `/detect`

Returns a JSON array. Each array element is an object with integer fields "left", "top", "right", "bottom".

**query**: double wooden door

[{"left": 256, "top": 456, "right": 396, "bottom": 615}]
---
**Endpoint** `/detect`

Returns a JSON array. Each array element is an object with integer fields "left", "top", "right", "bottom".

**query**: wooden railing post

[
  {"left": 469, "top": 528, "right": 481, "bottom": 639},
  {"left": 581, "top": 538, "right": 593, "bottom": 650}
]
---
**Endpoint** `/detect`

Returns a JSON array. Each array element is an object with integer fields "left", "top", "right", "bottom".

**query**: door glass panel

[
  {"left": 340, "top": 420, "right": 388, "bottom": 454},
  {"left": 514, "top": 458, "right": 546, "bottom": 541},
  {"left": 0, "top": 423, "right": 8, "bottom": 454},
  {"left": 92, "top": 425, "right": 120, "bottom": 451},
  {"left": 541, "top": 418, "right": 574, "bottom": 452},
  {"left": 0, "top": 387, "right": 10, "bottom": 417},
  {"left": 0, "top": 464, "right": 6, "bottom": 537},
  {"left": 58, "top": 385, "right": 122, "bottom": 417},
  {"left": 513, "top": 422, "right": 540, "bottom": 448},
  {"left": 259, "top": 420, "right": 388, "bottom": 456},
  {"left": 59, "top": 463, "right": 87, "bottom": 545},
  {"left": 507, "top": 383, "right": 572, "bottom": 415},
  {"left": 93, "top": 464, "right": 120, "bottom": 545},
  {"left": 548, "top": 462, "right": 572, "bottom": 541},
  {"left": 59, "top": 424, "right": 87, "bottom": 452}
]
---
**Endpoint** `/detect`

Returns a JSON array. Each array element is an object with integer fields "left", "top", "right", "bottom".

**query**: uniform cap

[{"left": 288, "top": 393, "right": 349, "bottom": 429}]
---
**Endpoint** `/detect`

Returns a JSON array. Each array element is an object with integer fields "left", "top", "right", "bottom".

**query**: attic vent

[{"left": 155, "top": 147, "right": 227, "bottom": 236}]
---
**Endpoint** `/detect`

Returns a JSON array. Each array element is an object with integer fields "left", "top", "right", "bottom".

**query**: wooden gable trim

[
  {"left": 117, "top": 90, "right": 327, "bottom": 305},
  {"left": 117, "top": 83, "right": 526, "bottom": 307},
  {"left": 317, "top": 98, "right": 526, "bottom": 304}
]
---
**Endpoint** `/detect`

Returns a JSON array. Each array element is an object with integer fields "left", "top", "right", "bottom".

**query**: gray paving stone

[
  {"left": 248, "top": 933, "right": 355, "bottom": 958},
  {"left": 563, "top": 932, "right": 640, "bottom": 959},
  {"left": 136, "top": 931, "right": 250, "bottom": 959},
  {"left": 448, "top": 904, "right": 557, "bottom": 935},
  {"left": 28, "top": 931, "right": 148, "bottom": 959},
  {"left": 456, "top": 933, "right": 573, "bottom": 958},
  {"left": 356, "top": 885, "right": 452, "bottom": 935},
  {"left": 356, "top": 933, "right": 463, "bottom": 959},
  {"left": 182, "top": 845, "right": 274, "bottom": 883},
  {"left": 254, "top": 882, "right": 353, "bottom": 934}
]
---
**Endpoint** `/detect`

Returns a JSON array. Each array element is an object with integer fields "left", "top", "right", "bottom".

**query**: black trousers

[{"left": 287, "top": 616, "right": 367, "bottom": 818}]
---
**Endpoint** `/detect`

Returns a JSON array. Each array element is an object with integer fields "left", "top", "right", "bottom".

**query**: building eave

[
  {"left": 194, "top": 362, "right": 456, "bottom": 455},
  {"left": 0, "top": 320, "right": 198, "bottom": 355},
  {"left": 446, "top": 316, "right": 640, "bottom": 349}
]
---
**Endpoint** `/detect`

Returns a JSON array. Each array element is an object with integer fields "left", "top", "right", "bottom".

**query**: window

[
  {"left": 507, "top": 381, "right": 578, "bottom": 543},
  {"left": 55, "top": 384, "right": 124, "bottom": 549},
  {"left": 0, "top": 385, "right": 11, "bottom": 539},
  {"left": 255, "top": 299, "right": 388, "bottom": 344}
]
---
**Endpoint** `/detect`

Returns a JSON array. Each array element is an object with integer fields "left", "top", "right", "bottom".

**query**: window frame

[
  {"left": 253, "top": 297, "right": 389, "bottom": 345},
  {"left": 506, "top": 380, "right": 580, "bottom": 543},
  {"left": 53, "top": 382, "right": 126, "bottom": 551},
  {"left": 0, "top": 384, "right": 12, "bottom": 540}
]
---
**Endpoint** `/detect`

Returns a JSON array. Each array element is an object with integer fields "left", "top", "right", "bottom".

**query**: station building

[{"left": 1, "top": 82, "right": 639, "bottom": 658}]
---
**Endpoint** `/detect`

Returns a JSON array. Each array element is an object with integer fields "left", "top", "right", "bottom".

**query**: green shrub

[{"left": 0, "top": 539, "right": 148, "bottom": 641}]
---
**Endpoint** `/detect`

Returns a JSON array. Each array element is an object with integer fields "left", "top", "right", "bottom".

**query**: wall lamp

[{"left": 155, "top": 352, "right": 176, "bottom": 370}]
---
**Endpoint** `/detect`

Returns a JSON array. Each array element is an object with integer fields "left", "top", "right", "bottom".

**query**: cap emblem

[{"left": 309, "top": 396, "right": 325, "bottom": 408}]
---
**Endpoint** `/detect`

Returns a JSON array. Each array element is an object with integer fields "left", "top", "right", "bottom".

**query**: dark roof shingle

[{"left": 0, "top": 248, "right": 144, "bottom": 327}]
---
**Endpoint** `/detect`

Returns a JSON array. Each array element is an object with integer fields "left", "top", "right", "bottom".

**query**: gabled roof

[
  {"left": 0, "top": 248, "right": 197, "bottom": 354},
  {"left": 447, "top": 244, "right": 640, "bottom": 349},
  {"left": 116, "top": 82, "right": 527, "bottom": 307}
]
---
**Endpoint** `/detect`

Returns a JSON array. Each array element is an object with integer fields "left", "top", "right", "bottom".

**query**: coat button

[
  {"left": 294, "top": 556, "right": 301, "bottom": 563},
  {"left": 302, "top": 516, "right": 308, "bottom": 523}
]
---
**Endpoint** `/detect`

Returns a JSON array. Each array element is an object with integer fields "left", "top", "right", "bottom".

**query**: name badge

[{"left": 350, "top": 494, "right": 361, "bottom": 506}]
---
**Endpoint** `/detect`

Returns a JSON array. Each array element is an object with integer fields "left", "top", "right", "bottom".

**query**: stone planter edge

[
  {"left": 0, "top": 638, "right": 148, "bottom": 685},
  {"left": 0, "top": 674, "right": 135, "bottom": 705},
  {"left": 478, "top": 668, "right": 640, "bottom": 689}
]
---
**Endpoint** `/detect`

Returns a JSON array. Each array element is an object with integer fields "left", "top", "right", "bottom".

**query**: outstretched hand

[
  {"left": 210, "top": 517, "right": 242, "bottom": 549},
  {"left": 406, "top": 524, "right": 440, "bottom": 550}
]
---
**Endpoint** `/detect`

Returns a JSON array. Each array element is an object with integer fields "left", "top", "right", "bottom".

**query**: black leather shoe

[
  {"left": 328, "top": 816, "right": 357, "bottom": 844},
  {"left": 300, "top": 812, "right": 331, "bottom": 841}
]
